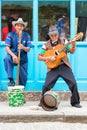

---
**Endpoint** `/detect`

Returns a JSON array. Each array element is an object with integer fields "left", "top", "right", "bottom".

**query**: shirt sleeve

[
  {"left": 5, "top": 33, "right": 12, "bottom": 47},
  {"left": 39, "top": 44, "right": 46, "bottom": 55},
  {"left": 64, "top": 39, "right": 72, "bottom": 52},
  {"left": 66, "top": 44, "right": 72, "bottom": 51},
  {"left": 27, "top": 34, "right": 33, "bottom": 48}
]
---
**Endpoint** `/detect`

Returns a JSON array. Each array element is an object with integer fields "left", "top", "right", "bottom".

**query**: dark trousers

[
  {"left": 42, "top": 64, "right": 80, "bottom": 105},
  {"left": 4, "top": 54, "right": 28, "bottom": 86}
]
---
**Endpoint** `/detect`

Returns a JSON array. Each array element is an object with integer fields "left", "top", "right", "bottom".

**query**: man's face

[
  {"left": 49, "top": 33, "right": 59, "bottom": 43},
  {"left": 15, "top": 23, "right": 24, "bottom": 33}
]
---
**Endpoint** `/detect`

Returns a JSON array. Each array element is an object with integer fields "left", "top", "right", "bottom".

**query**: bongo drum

[{"left": 41, "top": 90, "right": 60, "bottom": 111}]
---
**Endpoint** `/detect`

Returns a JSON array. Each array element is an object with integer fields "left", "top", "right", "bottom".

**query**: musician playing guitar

[{"left": 38, "top": 25, "right": 82, "bottom": 108}]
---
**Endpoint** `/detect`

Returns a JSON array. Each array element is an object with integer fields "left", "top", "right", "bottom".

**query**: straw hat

[
  {"left": 48, "top": 25, "right": 59, "bottom": 36},
  {"left": 12, "top": 18, "right": 27, "bottom": 28}
]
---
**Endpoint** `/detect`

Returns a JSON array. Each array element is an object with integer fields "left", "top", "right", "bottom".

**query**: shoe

[
  {"left": 55, "top": 106, "right": 58, "bottom": 110},
  {"left": 23, "top": 100, "right": 26, "bottom": 104},
  {"left": 38, "top": 103, "right": 42, "bottom": 107},
  {"left": 72, "top": 103, "right": 82, "bottom": 108},
  {"left": 7, "top": 80, "right": 15, "bottom": 86}
]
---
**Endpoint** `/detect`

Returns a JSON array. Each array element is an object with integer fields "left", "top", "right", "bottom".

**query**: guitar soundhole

[{"left": 55, "top": 50, "right": 60, "bottom": 55}]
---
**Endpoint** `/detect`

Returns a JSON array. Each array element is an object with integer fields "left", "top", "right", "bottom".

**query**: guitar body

[{"left": 44, "top": 44, "right": 66, "bottom": 69}]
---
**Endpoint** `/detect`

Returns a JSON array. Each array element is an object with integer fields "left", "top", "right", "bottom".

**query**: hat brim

[
  {"left": 48, "top": 31, "right": 59, "bottom": 36},
  {"left": 12, "top": 21, "right": 27, "bottom": 28}
]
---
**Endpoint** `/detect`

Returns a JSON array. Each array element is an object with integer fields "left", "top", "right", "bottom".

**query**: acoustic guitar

[{"left": 43, "top": 32, "right": 83, "bottom": 69}]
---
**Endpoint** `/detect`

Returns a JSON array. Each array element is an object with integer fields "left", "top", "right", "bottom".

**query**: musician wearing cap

[
  {"left": 38, "top": 25, "right": 82, "bottom": 108},
  {"left": 4, "top": 18, "right": 33, "bottom": 87}
]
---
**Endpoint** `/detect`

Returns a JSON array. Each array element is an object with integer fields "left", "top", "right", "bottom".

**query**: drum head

[{"left": 44, "top": 94, "right": 56, "bottom": 107}]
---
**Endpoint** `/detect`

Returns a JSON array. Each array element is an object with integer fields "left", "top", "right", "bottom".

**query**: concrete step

[
  {"left": 0, "top": 101, "right": 87, "bottom": 123},
  {"left": 0, "top": 91, "right": 87, "bottom": 101}
]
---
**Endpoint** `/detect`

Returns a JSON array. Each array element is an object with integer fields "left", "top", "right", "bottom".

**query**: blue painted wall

[{"left": 0, "top": 41, "right": 87, "bottom": 91}]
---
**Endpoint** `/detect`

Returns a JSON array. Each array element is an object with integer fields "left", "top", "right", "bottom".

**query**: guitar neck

[
  {"left": 58, "top": 40, "right": 72, "bottom": 53},
  {"left": 56, "top": 32, "right": 83, "bottom": 54}
]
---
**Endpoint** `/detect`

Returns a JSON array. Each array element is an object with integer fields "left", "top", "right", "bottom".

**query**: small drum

[
  {"left": 41, "top": 90, "right": 60, "bottom": 111},
  {"left": 8, "top": 86, "right": 24, "bottom": 107}
]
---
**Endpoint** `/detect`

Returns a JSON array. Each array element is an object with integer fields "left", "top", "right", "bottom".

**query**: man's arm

[
  {"left": 69, "top": 40, "right": 76, "bottom": 54},
  {"left": 6, "top": 46, "right": 16, "bottom": 57},
  {"left": 38, "top": 54, "right": 47, "bottom": 61},
  {"left": 6, "top": 46, "right": 19, "bottom": 64},
  {"left": 65, "top": 40, "right": 76, "bottom": 54},
  {"left": 18, "top": 44, "right": 30, "bottom": 52}
]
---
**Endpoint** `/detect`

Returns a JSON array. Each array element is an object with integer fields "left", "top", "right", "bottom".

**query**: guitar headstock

[{"left": 73, "top": 32, "right": 83, "bottom": 41}]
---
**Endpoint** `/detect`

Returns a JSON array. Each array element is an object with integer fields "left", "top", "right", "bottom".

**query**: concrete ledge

[
  {"left": 64, "top": 116, "right": 87, "bottom": 123},
  {"left": 0, "top": 115, "right": 64, "bottom": 123},
  {"left": 0, "top": 91, "right": 87, "bottom": 101},
  {"left": 1, "top": 115, "right": 87, "bottom": 123},
  {"left": 0, "top": 101, "right": 87, "bottom": 123}
]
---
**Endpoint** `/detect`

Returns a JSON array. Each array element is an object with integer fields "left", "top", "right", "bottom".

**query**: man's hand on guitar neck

[
  {"left": 69, "top": 39, "right": 76, "bottom": 53},
  {"left": 70, "top": 39, "right": 76, "bottom": 46}
]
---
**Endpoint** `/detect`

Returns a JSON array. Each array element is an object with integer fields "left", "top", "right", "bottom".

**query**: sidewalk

[
  {"left": 0, "top": 101, "right": 87, "bottom": 123},
  {"left": 0, "top": 122, "right": 87, "bottom": 130}
]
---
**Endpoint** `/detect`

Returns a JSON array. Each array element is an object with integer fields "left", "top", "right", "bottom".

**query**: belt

[{"left": 59, "top": 61, "right": 64, "bottom": 65}]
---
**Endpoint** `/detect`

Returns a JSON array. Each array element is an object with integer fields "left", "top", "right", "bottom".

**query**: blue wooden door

[{"left": 0, "top": 41, "right": 87, "bottom": 91}]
